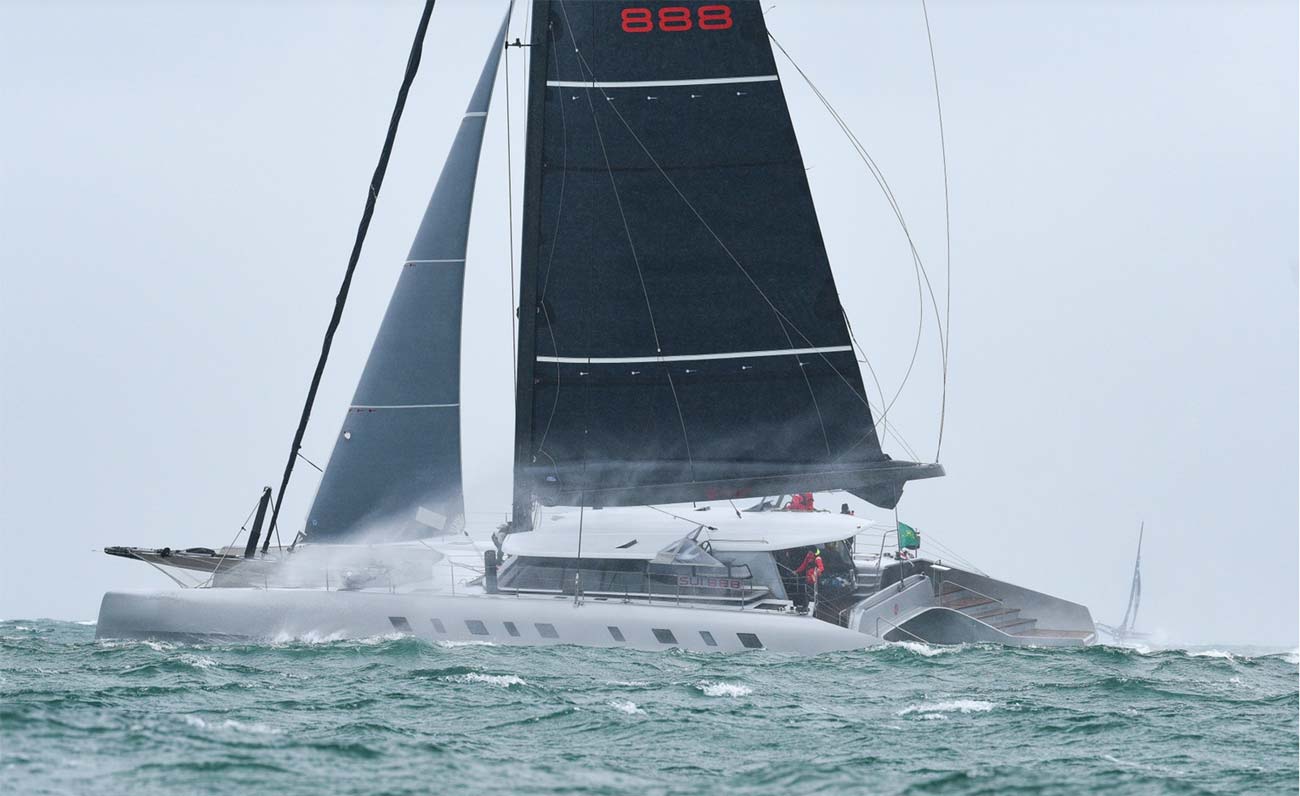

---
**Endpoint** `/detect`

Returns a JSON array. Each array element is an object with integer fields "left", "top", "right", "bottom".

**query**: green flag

[{"left": 897, "top": 522, "right": 921, "bottom": 550}]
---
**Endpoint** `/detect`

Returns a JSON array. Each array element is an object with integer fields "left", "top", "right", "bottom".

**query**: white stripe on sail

[
  {"left": 536, "top": 346, "right": 852, "bottom": 365},
  {"left": 349, "top": 403, "right": 459, "bottom": 410},
  {"left": 547, "top": 75, "right": 779, "bottom": 89}
]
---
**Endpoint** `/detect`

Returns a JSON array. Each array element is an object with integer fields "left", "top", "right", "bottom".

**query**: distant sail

[
  {"left": 307, "top": 11, "right": 511, "bottom": 542},
  {"left": 1118, "top": 523, "right": 1144, "bottom": 633},
  {"left": 511, "top": 1, "right": 941, "bottom": 520}
]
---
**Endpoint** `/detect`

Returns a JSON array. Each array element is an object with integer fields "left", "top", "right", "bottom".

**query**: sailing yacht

[
  {"left": 96, "top": 1, "right": 1097, "bottom": 651},
  {"left": 1096, "top": 524, "right": 1149, "bottom": 644}
]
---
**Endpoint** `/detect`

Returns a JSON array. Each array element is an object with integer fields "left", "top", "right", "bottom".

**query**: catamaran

[{"left": 97, "top": 1, "right": 1096, "bottom": 652}]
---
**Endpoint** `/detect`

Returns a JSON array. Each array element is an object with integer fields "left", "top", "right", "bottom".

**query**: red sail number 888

[{"left": 620, "top": 6, "right": 734, "bottom": 32}]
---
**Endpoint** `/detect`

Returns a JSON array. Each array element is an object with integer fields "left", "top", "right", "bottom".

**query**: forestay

[{"left": 512, "top": 1, "right": 941, "bottom": 522}]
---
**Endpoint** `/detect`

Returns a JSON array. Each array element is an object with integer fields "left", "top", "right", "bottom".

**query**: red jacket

[
  {"left": 795, "top": 551, "right": 824, "bottom": 585},
  {"left": 787, "top": 492, "right": 815, "bottom": 511}
]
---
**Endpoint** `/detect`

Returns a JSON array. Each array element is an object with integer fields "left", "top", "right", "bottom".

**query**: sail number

[{"left": 621, "top": 5, "right": 733, "bottom": 32}]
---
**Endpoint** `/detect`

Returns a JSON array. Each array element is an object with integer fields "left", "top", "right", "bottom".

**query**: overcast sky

[{"left": 1, "top": 1, "right": 1295, "bottom": 646}]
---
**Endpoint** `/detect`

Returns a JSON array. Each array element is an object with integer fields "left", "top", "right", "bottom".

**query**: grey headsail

[
  {"left": 511, "top": 1, "right": 941, "bottom": 525},
  {"left": 306, "top": 11, "right": 511, "bottom": 542}
]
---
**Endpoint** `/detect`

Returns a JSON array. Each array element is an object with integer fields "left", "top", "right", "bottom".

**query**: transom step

[
  {"left": 937, "top": 582, "right": 1046, "bottom": 637},
  {"left": 942, "top": 595, "right": 995, "bottom": 611}
]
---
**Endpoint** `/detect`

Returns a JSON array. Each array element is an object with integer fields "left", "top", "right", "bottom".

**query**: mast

[{"left": 511, "top": 0, "right": 551, "bottom": 532}]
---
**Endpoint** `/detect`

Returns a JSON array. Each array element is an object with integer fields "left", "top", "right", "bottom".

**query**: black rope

[
  {"left": 237, "top": 493, "right": 262, "bottom": 535},
  {"left": 296, "top": 451, "right": 324, "bottom": 473},
  {"left": 265, "top": 0, "right": 438, "bottom": 546}
]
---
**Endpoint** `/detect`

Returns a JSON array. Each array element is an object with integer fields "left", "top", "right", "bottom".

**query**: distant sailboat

[
  {"left": 96, "top": 1, "right": 1096, "bottom": 651},
  {"left": 1097, "top": 523, "right": 1150, "bottom": 644}
]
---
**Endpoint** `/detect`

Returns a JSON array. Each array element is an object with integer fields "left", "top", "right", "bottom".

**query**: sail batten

[
  {"left": 511, "top": 1, "right": 941, "bottom": 521},
  {"left": 306, "top": 11, "right": 512, "bottom": 542},
  {"left": 537, "top": 345, "right": 853, "bottom": 365},
  {"left": 547, "top": 74, "right": 778, "bottom": 89}
]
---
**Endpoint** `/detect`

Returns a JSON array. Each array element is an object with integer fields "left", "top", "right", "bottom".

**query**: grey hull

[{"left": 96, "top": 588, "right": 882, "bottom": 655}]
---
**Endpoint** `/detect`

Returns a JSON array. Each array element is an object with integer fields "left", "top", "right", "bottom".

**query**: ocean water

[{"left": 2, "top": 620, "right": 1296, "bottom": 795}]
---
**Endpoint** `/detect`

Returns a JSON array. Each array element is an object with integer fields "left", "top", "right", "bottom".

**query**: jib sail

[{"left": 307, "top": 12, "right": 510, "bottom": 542}]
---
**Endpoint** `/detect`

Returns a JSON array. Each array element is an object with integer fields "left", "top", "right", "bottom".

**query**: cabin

[{"left": 496, "top": 505, "right": 873, "bottom": 624}]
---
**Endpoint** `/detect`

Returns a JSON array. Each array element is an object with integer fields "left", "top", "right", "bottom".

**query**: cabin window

[
  {"left": 389, "top": 616, "right": 413, "bottom": 633},
  {"left": 499, "top": 557, "right": 647, "bottom": 594},
  {"left": 737, "top": 632, "right": 763, "bottom": 649},
  {"left": 652, "top": 628, "right": 677, "bottom": 645},
  {"left": 465, "top": 620, "right": 489, "bottom": 636},
  {"left": 608, "top": 626, "right": 626, "bottom": 642},
  {"left": 699, "top": 631, "right": 718, "bottom": 647},
  {"left": 430, "top": 618, "right": 446, "bottom": 634},
  {"left": 503, "top": 621, "right": 521, "bottom": 637},
  {"left": 535, "top": 623, "right": 559, "bottom": 639}
]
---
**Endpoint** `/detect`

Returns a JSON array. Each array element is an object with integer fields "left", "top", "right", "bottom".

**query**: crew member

[
  {"left": 795, "top": 547, "right": 824, "bottom": 587},
  {"left": 786, "top": 492, "right": 816, "bottom": 511}
]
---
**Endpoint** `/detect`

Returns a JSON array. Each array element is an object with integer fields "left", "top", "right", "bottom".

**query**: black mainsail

[
  {"left": 306, "top": 12, "right": 511, "bottom": 542},
  {"left": 511, "top": 1, "right": 941, "bottom": 527}
]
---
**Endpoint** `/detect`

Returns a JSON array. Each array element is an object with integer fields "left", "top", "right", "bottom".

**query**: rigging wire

[
  {"left": 199, "top": 493, "right": 265, "bottom": 589},
  {"left": 920, "top": 534, "right": 985, "bottom": 576},
  {"left": 920, "top": 0, "right": 953, "bottom": 461},
  {"left": 263, "top": 491, "right": 283, "bottom": 553},
  {"left": 844, "top": 308, "right": 922, "bottom": 462},
  {"left": 504, "top": 35, "right": 518, "bottom": 389},
  {"left": 843, "top": 307, "right": 891, "bottom": 447},
  {"left": 646, "top": 504, "right": 718, "bottom": 530},
  {"left": 264, "top": 0, "right": 437, "bottom": 545},
  {"left": 768, "top": 31, "right": 950, "bottom": 463},
  {"left": 533, "top": 19, "right": 571, "bottom": 464}
]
